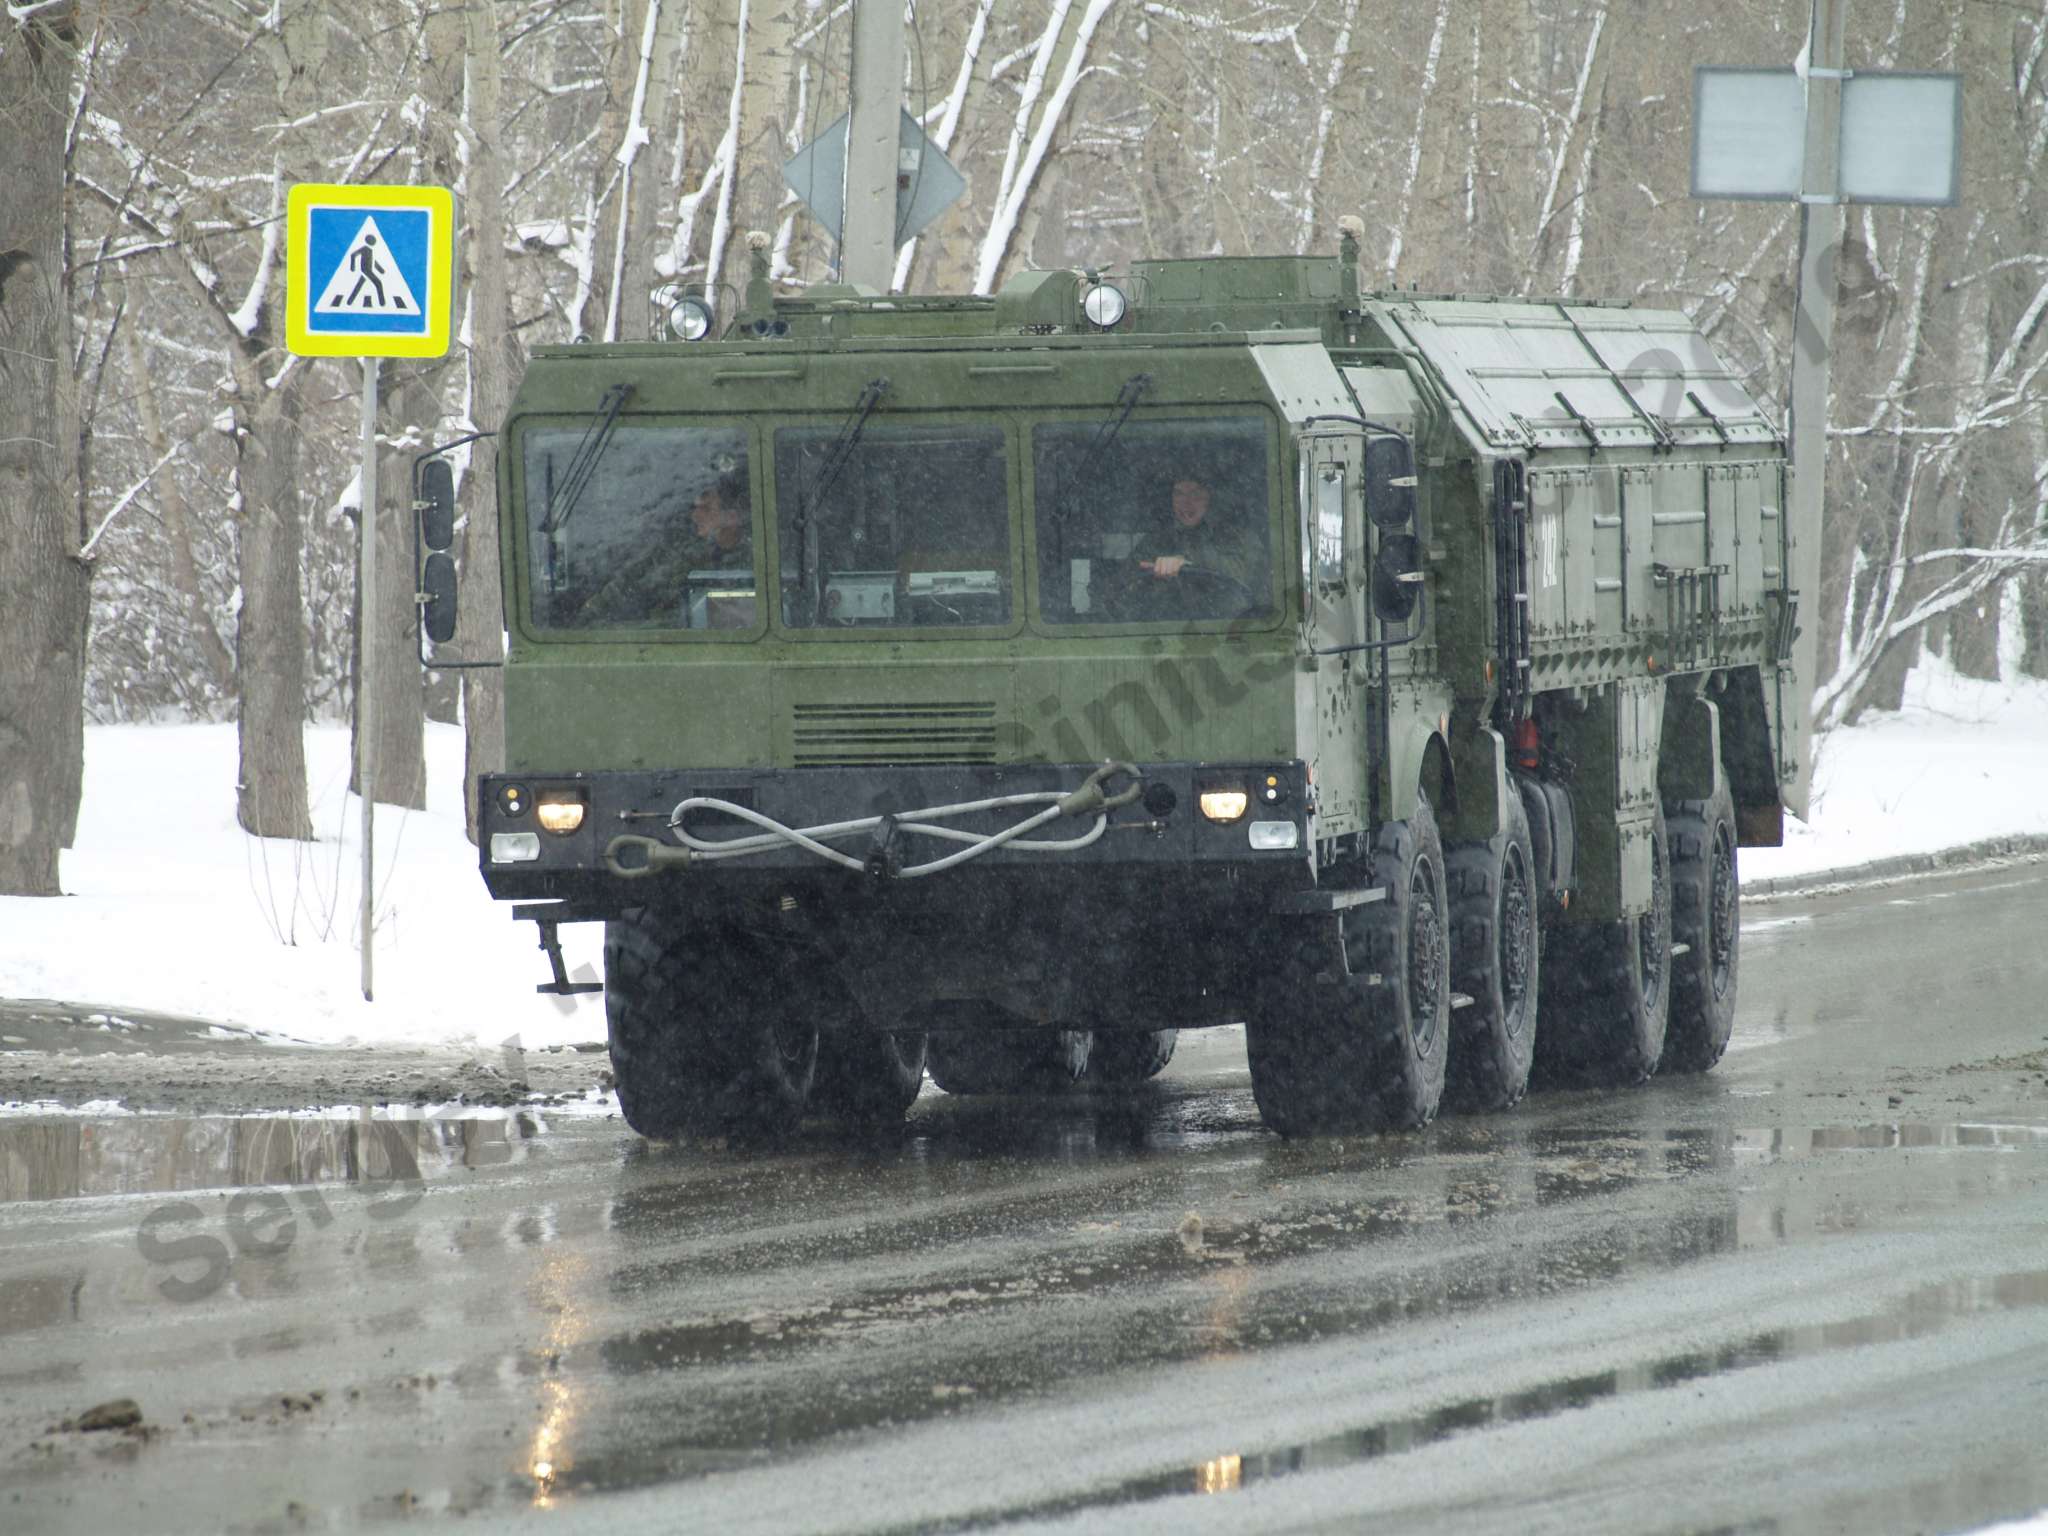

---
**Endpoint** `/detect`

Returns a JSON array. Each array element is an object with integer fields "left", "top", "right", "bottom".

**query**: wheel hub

[
  {"left": 1499, "top": 846, "right": 1534, "bottom": 1036},
  {"left": 1708, "top": 824, "right": 1737, "bottom": 997},
  {"left": 1638, "top": 833, "right": 1669, "bottom": 1007},
  {"left": 1407, "top": 860, "right": 1444, "bottom": 1054}
]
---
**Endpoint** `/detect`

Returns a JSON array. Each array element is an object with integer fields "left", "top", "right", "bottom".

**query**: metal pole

[
  {"left": 841, "top": 0, "right": 907, "bottom": 291},
  {"left": 358, "top": 357, "right": 379, "bottom": 1002},
  {"left": 1783, "top": 0, "right": 1846, "bottom": 820}
]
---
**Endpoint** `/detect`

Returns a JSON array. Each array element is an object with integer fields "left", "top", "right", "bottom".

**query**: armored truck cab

[{"left": 449, "top": 231, "right": 1798, "bottom": 1139}]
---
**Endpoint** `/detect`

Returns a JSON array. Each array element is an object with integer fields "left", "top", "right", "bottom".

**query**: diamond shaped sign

[{"left": 783, "top": 110, "right": 965, "bottom": 249}]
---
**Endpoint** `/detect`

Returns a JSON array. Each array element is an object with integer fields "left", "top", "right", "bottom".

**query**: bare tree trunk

[
  {"left": 121, "top": 316, "right": 233, "bottom": 700},
  {"left": 619, "top": 0, "right": 687, "bottom": 341},
  {"left": 0, "top": 7, "right": 91, "bottom": 895},
  {"left": 234, "top": 368, "right": 313, "bottom": 840},
  {"left": 730, "top": 0, "right": 796, "bottom": 258},
  {"left": 348, "top": 367, "right": 428, "bottom": 810},
  {"left": 972, "top": 0, "right": 1114, "bottom": 294}
]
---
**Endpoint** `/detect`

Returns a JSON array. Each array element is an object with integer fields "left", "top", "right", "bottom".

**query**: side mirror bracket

[{"left": 410, "top": 433, "right": 503, "bottom": 671}]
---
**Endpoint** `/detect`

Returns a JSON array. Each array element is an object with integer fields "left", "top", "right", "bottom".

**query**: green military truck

[{"left": 421, "top": 225, "right": 1802, "bottom": 1140}]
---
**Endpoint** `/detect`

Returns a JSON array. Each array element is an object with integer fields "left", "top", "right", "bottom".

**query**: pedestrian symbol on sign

[{"left": 314, "top": 216, "right": 423, "bottom": 318}]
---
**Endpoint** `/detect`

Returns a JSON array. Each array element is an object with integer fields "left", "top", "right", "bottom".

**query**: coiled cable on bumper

[{"left": 604, "top": 762, "right": 1141, "bottom": 880}]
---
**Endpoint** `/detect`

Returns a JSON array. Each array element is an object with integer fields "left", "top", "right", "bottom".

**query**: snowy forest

[{"left": 3, "top": 0, "right": 2047, "bottom": 897}]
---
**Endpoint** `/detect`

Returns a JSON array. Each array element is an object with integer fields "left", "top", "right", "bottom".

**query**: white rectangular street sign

[
  {"left": 1693, "top": 67, "right": 1961, "bottom": 205},
  {"left": 1693, "top": 68, "right": 1807, "bottom": 199},
  {"left": 1839, "top": 72, "right": 1964, "bottom": 205}
]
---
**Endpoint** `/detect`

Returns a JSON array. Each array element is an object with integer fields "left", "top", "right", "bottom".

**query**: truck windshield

[
  {"left": 1032, "top": 415, "right": 1274, "bottom": 624},
  {"left": 775, "top": 422, "right": 1010, "bottom": 629},
  {"left": 522, "top": 424, "right": 755, "bottom": 632}
]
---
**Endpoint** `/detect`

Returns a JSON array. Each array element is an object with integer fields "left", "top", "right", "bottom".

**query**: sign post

[
  {"left": 286, "top": 183, "right": 456, "bottom": 1000},
  {"left": 1691, "top": 2, "right": 1960, "bottom": 821}
]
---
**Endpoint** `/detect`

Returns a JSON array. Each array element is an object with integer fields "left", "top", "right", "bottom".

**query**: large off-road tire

[
  {"left": 1246, "top": 794, "right": 1451, "bottom": 1136},
  {"left": 602, "top": 910, "right": 817, "bottom": 1139},
  {"left": 1660, "top": 782, "right": 1740, "bottom": 1072},
  {"left": 1444, "top": 789, "right": 1541, "bottom": 1112},
  {"left": 811, "top": 1029, "right": 928, "bottom": 1123},
  {"left": 924, "top": 1028, "right": 1092, "bottom": 1095},
  {"left": 1535, "top": 805, "right": 1672, "bottom": 1086},
  {"left": 1086, "top": 1029, "right": 1179, "bottom": 1089}
]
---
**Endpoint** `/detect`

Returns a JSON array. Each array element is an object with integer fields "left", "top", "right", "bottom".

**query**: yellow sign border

[{"left": 286, "top": 184, "right": 456, "bottom": 359}]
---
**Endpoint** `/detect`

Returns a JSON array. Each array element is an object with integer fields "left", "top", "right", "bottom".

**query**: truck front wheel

[
  {"left": 602, "top": 910, "right": 817, "bottom": 1139},
  {"left": 812, "top": 1029, "right": 928, "bottom": 1123},
  {"left": 1086, "top": 1029, "right": 1179, "bottom": 1089},
  {"left": 1444, "top": 789, "right": 1541, "bottom": 1112},
  {"left": 1247, "top": 795, "right": 1451, "bottom": 1136}
]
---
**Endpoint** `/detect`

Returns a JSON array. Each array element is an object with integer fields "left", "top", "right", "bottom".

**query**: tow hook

[{"left": 605, "top": 834, "right": 693, "bottom": 879}]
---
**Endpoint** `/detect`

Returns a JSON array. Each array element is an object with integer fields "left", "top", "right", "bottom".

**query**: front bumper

[{"left": 478, "top": 760, "right": 1312, "bottom": 906}]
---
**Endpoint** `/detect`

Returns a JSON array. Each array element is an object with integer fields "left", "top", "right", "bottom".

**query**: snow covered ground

[{"left": 3, "top": 653, "right": 2045, "bottom": 1054}]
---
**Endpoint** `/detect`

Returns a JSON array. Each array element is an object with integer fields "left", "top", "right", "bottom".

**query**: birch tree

[
  {"left": 0, "top": 0, "right": 92, "bottom": 895},
  {"left": 972, "top": 0, "right": 1116, "bottom": 293}
]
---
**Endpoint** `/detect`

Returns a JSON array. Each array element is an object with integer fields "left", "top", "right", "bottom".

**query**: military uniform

[
  {"left": 1127, "top": 510, "right": 1266, "bottom": 616},
  {"left": 580, "top": 522, "right": 752, "bottom": 627}
]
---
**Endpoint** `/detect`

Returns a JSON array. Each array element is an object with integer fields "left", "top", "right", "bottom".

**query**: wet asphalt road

[{"left": 4, "top": 865, "right": 2048, "bottom": 1534}]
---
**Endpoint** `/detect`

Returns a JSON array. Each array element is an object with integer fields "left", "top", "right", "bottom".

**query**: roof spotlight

[
  {"left": 1081, "top": 282, "right": 1128, "bottom": 330},
  {"left": 668, "top": 295, "right": 715, "bottom": 342}
]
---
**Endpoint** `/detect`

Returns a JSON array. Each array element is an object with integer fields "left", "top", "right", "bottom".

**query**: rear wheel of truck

[
  {"left": 811, "top": 1028, "right": 928, "bottom": 1123},
  {"left": 1660, "top": 782, "right": 1740, "bottom": 1072},
  {"left": 1247, "top": 794, "right": 1451, "bottom": 1136},
  {"left": 925, "top": 1028, "right": 1092, "bottom": 1095},
  {"left": 602, "top": 910, "right": 817, "bottom": 1139},
  {"left": 1086, "top": 1029, "right": 1178, "bottom": 1089},
  {"left": 1443, "top": 789, "right": 1540, "bottom": 1112},
  {"left": 1535, "top": 805, "right": 1672, "bottom": 1086}
]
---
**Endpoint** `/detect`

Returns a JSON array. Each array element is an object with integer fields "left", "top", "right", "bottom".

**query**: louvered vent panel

[{"left": 792, "top": 701, "right": 1000, "bottom": 766}]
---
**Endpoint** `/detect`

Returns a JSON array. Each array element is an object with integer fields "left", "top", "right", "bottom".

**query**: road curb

[{"left": 1743, "top": 832, "right": 2048, "bottom": 901}]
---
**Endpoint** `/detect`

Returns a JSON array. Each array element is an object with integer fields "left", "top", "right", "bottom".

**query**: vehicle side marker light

[
  {"left": 491, "top": 832, "right": 542, "bottom": 864},
  {"left": 1248, "top": 821, "right": 1300, "bottom": 850}
]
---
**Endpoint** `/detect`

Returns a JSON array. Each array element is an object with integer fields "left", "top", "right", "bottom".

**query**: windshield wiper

[
  {"left": 538, "top": 382, "right": 634, "bottom": 538},
  {"left": 795, "top": 376, "right": 890, "bottom": 623},
  {"left": 1049, "top": 373, "right": 1152, "bottom": 566}
]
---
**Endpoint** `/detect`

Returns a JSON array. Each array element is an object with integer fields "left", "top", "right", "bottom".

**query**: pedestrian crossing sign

[{"left": 286, "top": 183, "right": 455, "bottom": 358}]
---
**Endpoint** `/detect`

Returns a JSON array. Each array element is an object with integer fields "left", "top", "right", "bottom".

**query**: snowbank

[
  {"left": 2, "top": 652, "right": 2045, "bottom": 1051},
  {"left": 0, "top": 722, "right": 605, "bottom": 1052},
  {"left": 1742, "top": 655, "right": 2048, "bottom": 882}
]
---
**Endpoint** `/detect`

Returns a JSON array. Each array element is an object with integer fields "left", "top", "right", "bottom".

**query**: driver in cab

[
  {"left": 581, "top": 469, "right": 752, "bottom": 626},
  {"left": 1130, "top": 473, "right": 1264, "bottom": 609}
]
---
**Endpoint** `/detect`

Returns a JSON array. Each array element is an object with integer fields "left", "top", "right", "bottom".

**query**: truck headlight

[
  {"left": 1199, "top": 789, "right": 1249, "bottom": 823},
  {"left": 490, "top": 832, "right": 541, "bottom": 863},
  {"left": 536, "top": 791, "right": 587, "bottom": 834}
]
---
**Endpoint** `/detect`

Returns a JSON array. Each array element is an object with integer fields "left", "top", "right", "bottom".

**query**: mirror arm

[{"left": 1312, "top": 584, "right": 1427, "bottom": 656}]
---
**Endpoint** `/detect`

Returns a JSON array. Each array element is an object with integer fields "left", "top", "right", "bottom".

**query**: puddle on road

[
  {"left": 984, "top": 1266, "right": 2048, "bottom": 1530},
  {"left": 8, "top": 1096, "right": 2045, "bottom": 1522},
  {"left": 0, "top": 1110, "right": 553, "bottom": 1206},
  {"left": 1737, "top": 1122, "right": 2048, "bottom": 1156}
]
